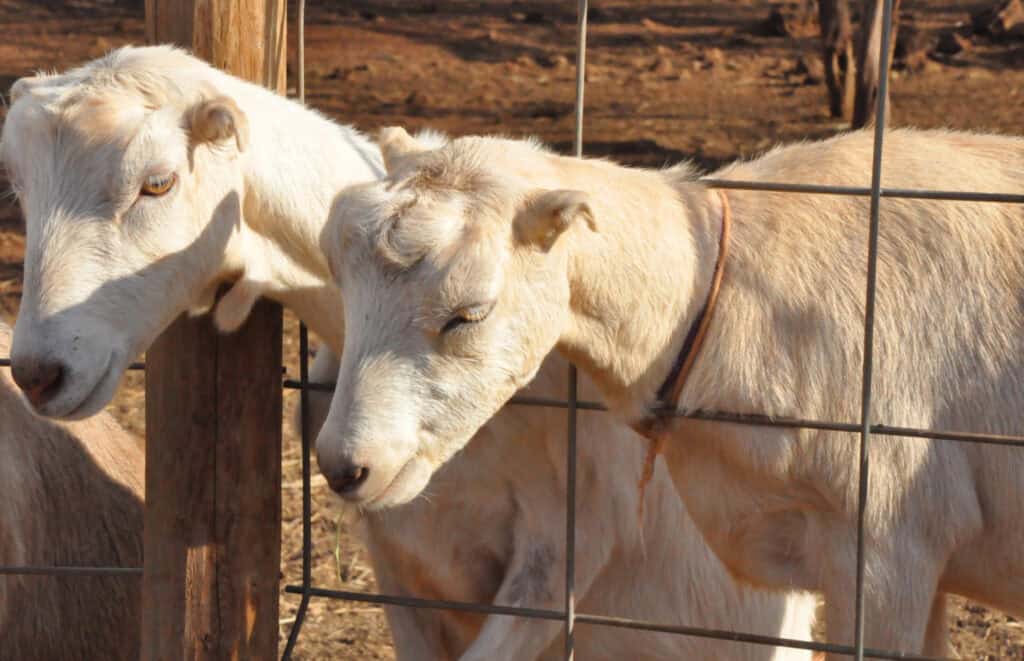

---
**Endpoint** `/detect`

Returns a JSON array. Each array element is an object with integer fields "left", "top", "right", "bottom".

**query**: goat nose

[
  {"left": 11, "top": 358, "right": 65, "bottom": 408},
  {"left": 325, "top": 463, "right": 370, "bottom": 495}
]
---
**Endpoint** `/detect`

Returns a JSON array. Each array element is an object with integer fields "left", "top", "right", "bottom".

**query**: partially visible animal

[
  {"left": 0, "top": 322, "right": 143, "bottom": 660},
  {"left": 301, "top": 347, "right": 817, "bottom": 660},
  {"left": 817, "top": 0, "right": 900, "bottom": 127}
]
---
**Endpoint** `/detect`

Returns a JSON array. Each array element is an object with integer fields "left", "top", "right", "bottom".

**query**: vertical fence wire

[
  {"left": 564, "top": 365, "right": 578, "bottom": 661},
  {"left": 281, "top": 1, "right": 310, "bottom": 658},
  {"left": 564, "top": 2, "right": 588, "bottom": 659},
  {"left": 854, "top": 1, "right": 896, "bottom": 658}
]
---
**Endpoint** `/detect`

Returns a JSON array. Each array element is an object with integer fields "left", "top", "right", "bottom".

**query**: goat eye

[
  {"left": 441, "top": 303, "right": 494, "bottom": 334},
  {"left": 140, "top": 173, "right": 176, "bottom": 197}
]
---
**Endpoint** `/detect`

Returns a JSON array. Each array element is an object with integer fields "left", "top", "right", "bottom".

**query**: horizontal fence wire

[
  {"left": 0, "top": 391, "right": 1016, "bottom": 585},
  {"left": 701, "top": 179, "right": 1024, "bottom": 204},
  {"left": 281, "top": 381, "right": 1024, "bottom": 449},
  {"left": 0, "top": 362, "right": 142, "bottom": 578},
  {"left": 0, "top": 566, "right": 142, "bottom": 576},
  {"left": 0, "top": 358, "right": 144, "bottom": 370},
  {"left": 281, "top": 585, "right": 943, "bottom": 661}
]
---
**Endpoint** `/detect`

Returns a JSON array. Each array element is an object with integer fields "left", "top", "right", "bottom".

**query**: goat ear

[
  {"left": 516, "top": 190, "right": 597, "bottom": 251},
  {"left": 378, "top": 126, "right": 428, "bottom": 172},
  {"left": 188, "top": 95, "right": 249, "bottom": 152},
  {"left": 9, "top": 77, "right": 35, "bottom": 104}
]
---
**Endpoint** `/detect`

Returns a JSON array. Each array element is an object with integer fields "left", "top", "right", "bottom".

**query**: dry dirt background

[{"left": 0, "top": 0, "right": 1023, "bottom": 659}]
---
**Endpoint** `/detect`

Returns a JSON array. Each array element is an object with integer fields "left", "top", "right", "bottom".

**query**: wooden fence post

[{"left": 143, "top": 2, "right": 286, "bottom": 659}]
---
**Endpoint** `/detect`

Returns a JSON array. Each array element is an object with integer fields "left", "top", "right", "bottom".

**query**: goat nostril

[
  {"left": 12, "top": 360, "right": 65, "bottom": 408},
  {"left": 328, "top": 464, "right": 370, "bottom": 495}
]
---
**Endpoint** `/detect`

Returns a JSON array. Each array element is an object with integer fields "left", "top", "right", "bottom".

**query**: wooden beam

[{"left": 143, "top": 2, "right": 286, "bottom": 659}]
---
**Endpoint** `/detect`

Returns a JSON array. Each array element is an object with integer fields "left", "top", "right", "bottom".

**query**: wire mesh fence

[{"left": 1, "top": 1, "right": 1021, "bottom": 659}]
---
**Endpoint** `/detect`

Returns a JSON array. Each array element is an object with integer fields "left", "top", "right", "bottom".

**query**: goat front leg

[
  {"left": 457, "top": 495, "right": 613, "bottom": 661},
  {"left": 821, "top": 532, "right": 944, "bottom": 660},
  {"left": 371, "top": 552, "right": 461, "bottom": 661},
  {"left": 923, "top": 593, "right": 956, "bottom": 659},
  {"left": 457, "top": 537, "right": 601, "bottom": 661}
]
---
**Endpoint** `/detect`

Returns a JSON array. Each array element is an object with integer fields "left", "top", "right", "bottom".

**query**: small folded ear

[
  {"left": 516, "top": 190, "right": 597, "bottom": 251},
  {"left": 9, "top": 77, "right": 36, "bottom": 104},
  {"left": 378, "top": 126, "right": 428, "bottom": 172},
  {"left": 188, "top": 95, "right": 249, "bottom": 152}
]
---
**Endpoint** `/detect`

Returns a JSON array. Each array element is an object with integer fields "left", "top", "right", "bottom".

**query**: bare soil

[{"left": 0, "top": 1, "right": 1022, "bottom": 659}]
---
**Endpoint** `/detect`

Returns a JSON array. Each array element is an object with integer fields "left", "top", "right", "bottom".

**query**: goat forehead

[
  {"left": 62, "top": 94, "right": 148, "bottom": 148},
  {"left": 3, "top": 93, "right": 147, "bottom": 171},
  {"left": 436, "top": 250, "right": 503, "bottom": 307},
  {"left": 6, "top": 101, "right": 182, "bottom": 214}
]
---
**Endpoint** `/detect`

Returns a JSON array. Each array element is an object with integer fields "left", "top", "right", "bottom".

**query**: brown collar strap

[
  {"left": 642, "top": 188, "right": 731, "bottom": 431},
  {"left": 657, "top": 189, "right": 730, "bottom": 416},
  {"left": 632, "top": 189, "right": 731, "bottom": 517}
]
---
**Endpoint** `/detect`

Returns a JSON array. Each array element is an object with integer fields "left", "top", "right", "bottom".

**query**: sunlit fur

[
  {"left": 323, "top": 127, "right": 1024, "bottom": 657},
  {"left": 1, "top": 45, "right": 381, "bottom": 418},
  {"left": 302, "top": 348, "right": 817, "bottom": 660},
  {"left": 0, "top": 48, "right": 818, "bottom": 655},
  {"left": 0, "top": 324, "right": 142, "bottom": 659}
]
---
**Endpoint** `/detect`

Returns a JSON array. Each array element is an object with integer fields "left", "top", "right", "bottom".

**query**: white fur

[
  {"left": 2, "top": 48, "right": 818, "bottom": 657},
  {"left": 322, "top": 127, "right": 1024, "bottom": 657},
  {"left": 1, "top": 45, "right": 379, "bottom": 417},
  {"left": 0, "top": 323, "right": 143, "bottom": 659},
  {"left": 303, "top": 348, "right": 817, "bottom": 660}
]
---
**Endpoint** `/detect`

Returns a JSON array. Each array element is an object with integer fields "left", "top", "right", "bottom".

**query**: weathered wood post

[{"left": 142, "top": 1, "right": 286, "bottom": 659}]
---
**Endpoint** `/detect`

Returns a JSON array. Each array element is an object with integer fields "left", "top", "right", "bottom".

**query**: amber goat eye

[{"left": 141, "top": 173, "right": 177, "bottom": 197}]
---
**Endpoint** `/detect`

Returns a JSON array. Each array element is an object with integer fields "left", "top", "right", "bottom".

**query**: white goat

[
  {"left": 316, "top": 127, "right": 1024, "bottom": 658},
  {"left": 0, "top": 47, "right": 818, "bottom": 658},
  {"left": 303, "top": 348, "right": 817, "bottom": 660},
  {"left": 0, "top": 322, "right": 143, "bottom": 660},
  {"left": 2, "top": 45, "right": 381, "bottom": 417}
]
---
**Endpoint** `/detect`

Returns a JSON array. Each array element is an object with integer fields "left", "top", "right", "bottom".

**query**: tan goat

[
  {"left": 0, "top": 322, "right": 142, "bottom": 659},
  {"left": 317, "top": 127, "right": 1024, "bottom": 658}
]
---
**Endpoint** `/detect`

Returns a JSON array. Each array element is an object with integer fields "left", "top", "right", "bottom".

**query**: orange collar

[{"left": 632, "top": 189, "right": 731, "bottom": 514}]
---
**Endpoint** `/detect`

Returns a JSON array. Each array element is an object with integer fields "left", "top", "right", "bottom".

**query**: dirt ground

[{"left": 0, "top": 0, "right": 1022, "bottom": 659}]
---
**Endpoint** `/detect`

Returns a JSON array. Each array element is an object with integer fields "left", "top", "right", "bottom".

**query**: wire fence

[{"left": 1, "top": 1, "right": 1021, "bottom": 659}]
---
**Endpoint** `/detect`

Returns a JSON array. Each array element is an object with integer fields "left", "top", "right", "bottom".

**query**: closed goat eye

[
  {"left": 140, "top": 172, "right": 177, "bottom": 197},
  {"left": 441, "top": 302, "right": 494, "bottom": 334}
]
